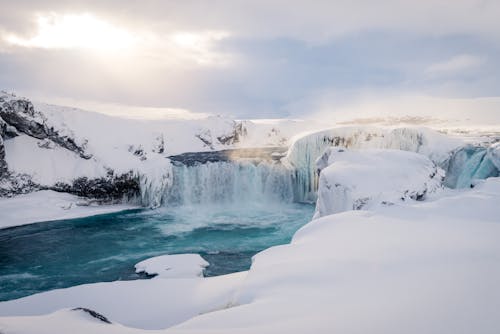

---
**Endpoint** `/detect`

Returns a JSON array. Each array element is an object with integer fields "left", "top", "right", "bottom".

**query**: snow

[
  {"left": 284, "top": 126, "right": 462, "bottom": 202},
  {"left": 1, "top": 96, "right": 324, "bottom": 209},
  {"left": 0, "top": 190, "right": 137, "bottom": 229},
  {"left": 314, "top": 148, "right": 443, "bottom": 218},
  {"left": 2, "top": 93, "right": 500, "bottom": 333},
  {"left": 0, "top": 271, "right": 245, "bottom": 330},
  {"left": 4, "top": 135, "right": 107, "bottom": 185},
  {"left": 1, "top": 178, "right": 499, "bottom": 333},
  {"left": 134, "top": 254, "right": 209, "bottom": 278}
]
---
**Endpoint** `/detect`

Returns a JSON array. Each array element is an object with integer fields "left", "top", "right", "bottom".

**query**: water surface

[{"left": 0, "top": 203, "right": 313, "bottom": 301}]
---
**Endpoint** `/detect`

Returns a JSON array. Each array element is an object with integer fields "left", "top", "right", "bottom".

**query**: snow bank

[
  {"left": 2, "top": 178, "right": 499, "bottom": 333},
  {"left": 284, "top": 126, "right": 461, "bottom": 201},
  {"left": 134, "top": 254, "right": 209, "bottom": 278},
  {"left": 314, "top": 148, "right": 443, "bottom": 218},
  {"left": 0, "top": 190, "right": 137, "bottom": 229},
  {"left": 169, "top": 178, "right": 500, "bottom": 334},
  {"left": 0, "top": 272, "right": 245, "bottom": 330}
]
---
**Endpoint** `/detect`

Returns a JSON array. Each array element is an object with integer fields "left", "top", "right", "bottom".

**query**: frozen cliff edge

[
  {"left": 284, "top": 126, "right": 499, "bottom": 202},
  {"left": 313, "top": 148, "right": 444, "bottom": 218}
]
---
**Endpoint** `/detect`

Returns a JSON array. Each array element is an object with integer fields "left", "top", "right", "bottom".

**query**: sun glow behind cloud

[
  {"left": 3, "top": 12, "right": 231, "bottom": 67},
  {"left": 5, "top": 13, "right": 135, "bottom": 51}
]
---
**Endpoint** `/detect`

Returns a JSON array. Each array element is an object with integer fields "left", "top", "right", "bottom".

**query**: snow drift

[{"left": 313, "top": 148, "right": 443, "bottom": 218}]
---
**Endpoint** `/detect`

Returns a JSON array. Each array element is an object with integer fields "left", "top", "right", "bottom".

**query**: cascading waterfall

[{"left": 163, "top": 161, "right": 295, "bottom": 206}]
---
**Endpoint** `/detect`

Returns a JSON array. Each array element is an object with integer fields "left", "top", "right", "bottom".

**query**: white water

[{"left": 163, "top": 161, "right": 295, "bottom": 205}]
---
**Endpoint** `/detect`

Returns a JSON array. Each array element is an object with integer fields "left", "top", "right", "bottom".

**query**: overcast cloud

[{"left": 0, "top": 0, "right": 499, "bottom": 122}]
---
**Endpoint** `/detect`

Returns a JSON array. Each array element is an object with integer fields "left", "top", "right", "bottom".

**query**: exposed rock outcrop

[
  {"left": 50, "top": 171, "right": 141, "bottom": 202},
  {"left": 0, "top": 94, "right": 91, "bottom": 159},
  {"left": 0, "top": 135, "right": 6, "bottom": 177}
]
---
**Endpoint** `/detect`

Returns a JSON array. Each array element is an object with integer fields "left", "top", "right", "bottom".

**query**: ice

[
  {"left": 284, "top": 127, "right": 460, "bottom": 201},
  {"left": 444, "top": 145, "right": 499, "bottom": 188}
]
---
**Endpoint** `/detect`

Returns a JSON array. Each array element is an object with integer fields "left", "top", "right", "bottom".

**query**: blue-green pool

[{"left": 0, "top": 203, "right": 313, "bottom": 301}]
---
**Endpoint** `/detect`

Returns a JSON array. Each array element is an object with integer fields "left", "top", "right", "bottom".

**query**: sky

[{"left": 0, "top": 0, "right": 500, "bottom": 122}]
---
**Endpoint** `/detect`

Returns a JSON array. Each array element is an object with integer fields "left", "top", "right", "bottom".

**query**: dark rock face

[
  {"left": 0, "top": 96, "right": 91, "bottom": 159},
  {"left": 51, "top": 171, "right": 140, "bottom": 201},
  {"left": 0, "top": 173, "right": 41, "bottom": 197},
  {"left": 217, "top": 122, "right": 247, "bottom": 145},
  {"left": 72, "top": 307, "right": 112, "bottom": 324},
  {"left": 0, "top": 135, "right": 8, "bottom": 177}
]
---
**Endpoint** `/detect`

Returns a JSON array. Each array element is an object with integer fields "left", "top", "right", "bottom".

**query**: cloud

[
  {"left": 0, "top": 1, "right": 499, "bottom": 121},
  {"left": 425, "top": 54, "right": 485, "bottom": 77}
]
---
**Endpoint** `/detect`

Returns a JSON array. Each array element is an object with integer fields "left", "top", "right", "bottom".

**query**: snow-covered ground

[
  {"left": 1, "top": 177, "right": 499, "bottom": 334},
  {"left": 0, "top": 190, "right": 137, "bottom": 229}
]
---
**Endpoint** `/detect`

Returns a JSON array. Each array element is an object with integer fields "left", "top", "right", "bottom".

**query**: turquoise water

[{"left": 0, "top": 203, "right": 313, "bottom": 301}]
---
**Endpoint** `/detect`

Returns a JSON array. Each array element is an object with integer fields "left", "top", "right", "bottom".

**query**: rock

[
  {"left": 50, "top": 171, "right": 140, "bottom": 202},
  {"left": 0, "top": 95, "right": 92, "bottom": 159},
  {"left": 0, "top": 135, "right": 7, "bottom": 177},
  {"left": 217, "top": 121, "right": 247, "bottom": 145},
  {"left": 37, "top": 138, "right": 56, "bottom": 149},
  {"left": 0, "top": 173, "right": 41, "bottom": 197},
  {"left": 71, "top": 308, "right": 112, "bottom": 324}
]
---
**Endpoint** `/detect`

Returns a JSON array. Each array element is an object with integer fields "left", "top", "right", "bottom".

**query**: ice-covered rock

[
  {"left": 134, "top": 254, "right": 209, "bottom": 278},
  {"left": 444, "top": 144, "right": 499, "bottom": 188},
  {"left": 284, "top": 127, "right": 460, "bottom": 202},
  {"left": 0, "top": 94, "right": 91, "bottom": 159},
  {"left": 487, "top": 142, "right": 500, "bottom": 170},
  {"left": 314, "top": 148, "right": 443, "bottom": 218}
]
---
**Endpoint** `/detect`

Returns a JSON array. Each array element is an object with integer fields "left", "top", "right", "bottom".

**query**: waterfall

[
  {"left": 136, "top": 129, "right": 499, "bottom": 208},
  {"left": 163, "top": 161, "right": 294, "bottom": 206}
]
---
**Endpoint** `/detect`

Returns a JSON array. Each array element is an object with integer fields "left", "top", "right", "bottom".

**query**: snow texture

[
  {"left": 314, "top": 148, "right": 444, "bottom": 218},
  {"left": 134, "top": 254, "right": 209, "bottom": 278},
  {"left": 0, "top": 190, "right": 137, "bottom": 229},
  {"left": 284, "top": 126, "right": 462, "bottom": 202},
  {"left": 1, "top": 178, "right": 500, "bottom": 334}
]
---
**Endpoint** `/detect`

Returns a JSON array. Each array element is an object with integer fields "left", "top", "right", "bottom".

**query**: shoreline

[{"left": 0, "top": 190, "right": 140, "bottom": 230}]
